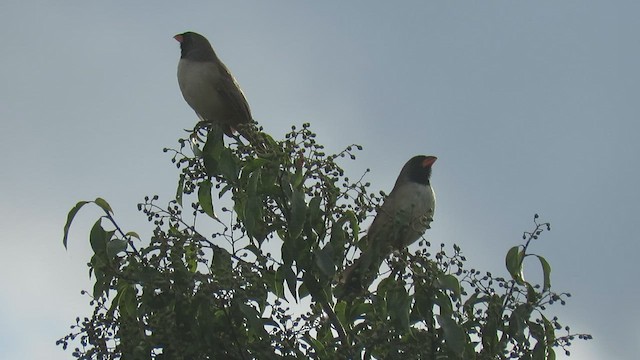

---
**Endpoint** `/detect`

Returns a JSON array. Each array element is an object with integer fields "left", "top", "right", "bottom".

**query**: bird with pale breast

[
  {"left": 174, "top": 31, "right": 255, "bottom": 142},
  {"left": 340, "top": 155, "right": 437, "bottom": 298}
]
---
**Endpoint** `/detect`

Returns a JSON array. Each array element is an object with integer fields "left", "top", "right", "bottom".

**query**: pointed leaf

[
  {"left": 202, "top": 129, "right": 224, "bottom": 176},
  {"left": 535, "top": 255, "right": 552, "bottom": 291},
  {"left": 238, "top": 302, "right": 268, "bottom": 339},
  {"left": 212, "top": 247, "right": 232, "bottom": 275},
  {"left": 89, "top": 219, "right": 108, "bottom": 255},
  {"left": 106, "top": 239, "right": 128, "bottom": 258},
  {"left": 308, "top": 196, "right": 322, "bottom": 223},
  {"left": 269, "top": 268, "right": 286, "bottom": 299},
  {"left": 437, "top": 274, "right": 462, "bottom": 299},
  {"left": 283, "top": 266, "right": 298, "bottom": 300},
  {"left": 185, "top": 243, "right": 198, "bottom": 273},
  {"left": 506, "top": 245, "right": 525, "bottom": 284},
  {"left": 413, "top": 285, "right": 434, "bottom": 320},
  {"left": 197, "top": 180, "right": 217, "bottom": 219},
  {"left": 176, "top": 173, "right": 185, "bottom": 206},
  {"left": 218, "top": 147, "right": 239, "bottom": 182},
  {"left": 542, "top": 315, "right": 556, "bottom": 345},
  {"left": 344, "top": 210, "right": 360, "bottom": 240},
  {"left": 94, "top": 198, "right": 113, "bottom": 215},
  {"left": 526, "top": 282, "right": 539, "bottom": 304},
  {"left": 125, "top": 231, "right": 140, "bottom": 240},
  {"left": 116, "top": 282, "right": 137, "bottom": 318},
  {"left": 434, "top": 289, "right": 453, "bottom": 317},
  {"left": 315, "top": 243, "right": 336, "bottom": 278},
  {"left": 508, "top": 304, "right": 530, "bottom": 342},
  {"left": 437, "top": 315, "right": 467, "bottom": 357},
  {"left": 288, "top": 189, "right": 306, "bottom": 240},
  {"left": 242, "top": 172, "right": 266, "bottom": 241},
  {"left": 387, "top": 285, "right": 411, "bottom": 330},
  {"left": 63, "top": 200, "right": 89, "bottom": 249}
]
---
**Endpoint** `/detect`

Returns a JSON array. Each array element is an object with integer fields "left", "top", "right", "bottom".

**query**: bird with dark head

[
  {"left": 339, "top": 155, "right": 437, "bottom": 299},
  {"left": 174, "top": 31, "right": 254, "bottom": 140}
]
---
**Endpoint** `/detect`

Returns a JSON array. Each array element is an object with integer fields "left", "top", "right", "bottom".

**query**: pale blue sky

[{"left": 1, "top": 1, "right": 637, "bottom": 359}]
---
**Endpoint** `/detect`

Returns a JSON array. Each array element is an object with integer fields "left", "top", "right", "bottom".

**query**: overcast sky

[{"left": 1, "top": 1, "right": 637, "bottom": 359}]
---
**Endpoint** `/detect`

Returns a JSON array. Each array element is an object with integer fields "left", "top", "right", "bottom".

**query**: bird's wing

[
  {"left": 215, "top": 61, "right": 252, "bottom": 127},
  {"left": 368, "top": 183, "right": 433, "bottom": 250}
]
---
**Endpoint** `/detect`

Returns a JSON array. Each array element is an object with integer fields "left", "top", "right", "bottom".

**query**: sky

[{"left": 1, "top": 1, "right": 637, "bottom": 359}]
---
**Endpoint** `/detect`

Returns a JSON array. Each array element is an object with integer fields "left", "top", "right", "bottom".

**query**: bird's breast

[
  {"left": 177, "top": 59, "right": 225, "bottom": 119},
  {"left": 373, "top": 182, "right": 435, "bottom": 249}
]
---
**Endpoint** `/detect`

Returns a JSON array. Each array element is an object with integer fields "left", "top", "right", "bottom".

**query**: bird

[
  {"left": 174, "top": 31, "right": 254, "bottom": 140},
  {"left": 340, "top": 155, "right": 437, "bottom": 298}
]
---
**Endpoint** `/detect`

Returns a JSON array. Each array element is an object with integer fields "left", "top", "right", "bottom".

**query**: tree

[{"left": 59, "top": 124, "right": 591, "bottom": 359}]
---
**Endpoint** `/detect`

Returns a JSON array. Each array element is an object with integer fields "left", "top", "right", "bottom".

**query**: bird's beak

[
  {"left": 173, "top": 34, "right": 183, "bottom": 43},
  {"left": 422, "top": 156, "right": 437, "bottom": 167}
]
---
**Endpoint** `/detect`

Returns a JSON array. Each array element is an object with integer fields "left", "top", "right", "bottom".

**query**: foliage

[{"left": 58, "top": 124, "right": 591, "bottom": 359}]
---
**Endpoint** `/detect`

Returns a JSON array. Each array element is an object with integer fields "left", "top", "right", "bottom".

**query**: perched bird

[
  {"left": 340, "top": 155, "right": 437, "bottom": 297},
  {"left": 174, "top": 31, "right": 253, "bottom": 138}
]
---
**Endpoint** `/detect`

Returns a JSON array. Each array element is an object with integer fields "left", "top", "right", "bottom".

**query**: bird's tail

[{"left": 336, "top": 254, "right": 381, "bottom": 301}]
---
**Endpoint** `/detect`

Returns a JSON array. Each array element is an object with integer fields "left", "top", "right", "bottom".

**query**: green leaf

[
  {"left": 242, "top": 172, "right": 265, "bottom": 242},
  {"left": 350, "top": 302, "right": 373, "bottom": 323},
  {"left": 242, "top": 157, "right": 269, "bottom": 177},
  {"left": 315, "top": 243, "right": 336, "bottom": 278},
  {"left": 291, "top": 168, "right": 304, "bottom": 188},
  {"left": 386, "top": 285, "right": 411, "bottom": 330},
  {"left": 529, "top": 319, "right": 548, "bottom": 360},
  {"left": 482, "top": 295, "right": 502, "bottom": 354},
  {"left": 413, "top": 285, "right": 434, "bottom": 320},
  {"left": 434, "top": 290, "right": 453, "bottom": 317},
  {"left": 106, "top": 239, "right": 128, "bottom": 258},
  {"left": 542, "top": 315, "right": 556, "bottom": 345},
  {"left": 302, "top": 271, "right": 327, "bottom": 303},
  {"left": 437, "top": 274, "right": 462, "bottom": 299},
  {"left": 283, "top": 266, "right": 298, "bottom": 300},
  {"left": 176, "top": 173, "right": 185, "bottom": 206},
  {"left": 62, "top": 200, "right": 90, "bottom": 249},
  {"left": 535, "top": 255, "right": 552, "bottom": 291},
  {"left": 218, "top": 147, "right": 239, "bottom": 182},
  {"left": 238, "top": 302, "right": 268, "bottom": 339},
  {"left": 197, "top": 180, "right": 217, "bottom": 219},
  {"left": 212, "top": 247, "right": 232, "bottom": 275},
  {"left": 125, "top": 231, "right": 140, "bottom": 240},
  {"left": 344, "top": 210, "right": 360, "bottom": 241},
  {"left": 202, "top": 129, "right": 224, "bottom": 176},
  {"left": 526, "top": 282, "right": 539, "bottom": 304},
  {"left": 463, "top": 292, "right": 490, "bottom": 316},
  {"left": 116, "top": 282, "right": 137, "bottom": 319},
  {"left": 282, "top": 226, "right": 311, "bottom": 266},
  {"left": 334, "top": 300, "right": 348, "bottom": 325},
  {"left": 508, "top": 304, "right": 530, "bottom": 342},
  {"left": 506, "top": 245, "right": 525, "bottom": 284},
  {"left": 185, "top": 243, "right": 198, "bottom": 273},
  {"left": 168, "top": 226, "right": 182, "bottom": 237},
  {"left": 329, "top": 225, "right": 346, "bottom": 252},
  {"left": 548, "top": 348, "right": 556, "bottom": 360},
  {"left": 90, "top": 219, "right": 108, "bottom": 255},
  {"left": 90, "top": 254, "right": 111, "bottom": 298},
  {"left": 308, "top": 196, "right": 322, "bottom": 223},
  {"left": 92, "top": 278, "right": 109, "bottom": 299},
  {"left": 269, "top": 268, "right": 286, "bottom": 299},
  {"left": 94, "top": 197, "right": 113, "bottom": 215},
  {"left": 437, "top": 315, "right": 467, "bottom": 357},
  {"left": 297, "top": 280, "right": 310, "bottom": 299},
  {"left": 308, "top": 337, "right": 327, "bottom": 357},
  {"left": 277, "top": 265, "right": 298, "bottom": 299},
  {"left": 288, "top": 189, "right": 307, "bottom": 240}
]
